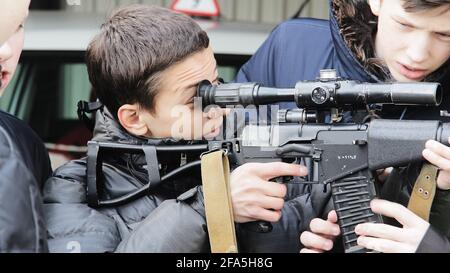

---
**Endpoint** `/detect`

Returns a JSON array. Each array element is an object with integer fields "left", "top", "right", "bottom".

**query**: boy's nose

[
  {"left": 405, "top": 35, "right": 431, "bottom": 65},
  {"left": 0, "top": 42, "right": 13, "bottom": 63}
]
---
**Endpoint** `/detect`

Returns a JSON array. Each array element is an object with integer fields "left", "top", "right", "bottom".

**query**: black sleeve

[
  {"left": 416, "top": 226, "right": 450, "bottom": 253},
  {"left": 0, "top": 133, "right": 48, "bottom": 252},
  {"left": 115, "top": 186, "right": 210, "bottom": 253},
  {"left": 0, "top": 111, "right": 52, "bottom": 189}
]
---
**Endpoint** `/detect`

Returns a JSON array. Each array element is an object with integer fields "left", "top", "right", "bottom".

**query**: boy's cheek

[{"left": 168, "top": 109, "right": 224, "bottom": 140}]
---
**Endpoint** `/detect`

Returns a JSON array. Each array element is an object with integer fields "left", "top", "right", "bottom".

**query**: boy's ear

[
  {"left": 368, "top": 0, "right": 381, "bottom": 16},
  {"left": 117, "top": 104, "right": 150, "bottom": 137}
]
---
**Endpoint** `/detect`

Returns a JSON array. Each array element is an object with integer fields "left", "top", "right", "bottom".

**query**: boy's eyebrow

[
  {"left": 187, "top": 82, "right": 200, "bottom": 90},
  {"left": 392, "top": 15, "right": 450, "bottom": 35},
  {"left": 187, "top": 76, "right": 221, "bottom": 91},
  {"left": 392, "top": 15, "right": 418, "bottom": 28}
]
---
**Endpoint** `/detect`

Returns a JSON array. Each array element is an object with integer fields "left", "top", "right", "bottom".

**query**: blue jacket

[{"left": 236, "top": 20, "right": 376, "bottom": 85}]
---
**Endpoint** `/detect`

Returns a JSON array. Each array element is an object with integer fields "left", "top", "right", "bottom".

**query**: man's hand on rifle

[
  {"left": 230, "top": 162, "right": 308, "bottom": 223},
  {"left": 423, "top": 137, "right": 450, "bottom": 190},
  {"left": 355, "top": 199, "right": 429, "bottom": 253},
  {"left": 355, "top": 143, "right": 450, "bottom": 253},
  {"left": 299, "top": 201, "right": 430, "bottom": 253},
  {"left": 299, "top": 210, "right": 341, "bottom": 253}
]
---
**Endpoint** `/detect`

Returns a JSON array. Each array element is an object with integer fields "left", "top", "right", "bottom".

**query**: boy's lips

[{"left": 396, "top": 62, "right": 428, "bottom": 80}]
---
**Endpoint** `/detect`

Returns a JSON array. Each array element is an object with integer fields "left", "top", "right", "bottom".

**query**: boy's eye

[
  {"left": 438, "top": 33, "right": 450, "bottom": 41},
  {"left": 399, "top": 22, "right": 411, "bottom": 28},
  {"left": 395, "top": 20, "right": 413, "bottom": 30}
]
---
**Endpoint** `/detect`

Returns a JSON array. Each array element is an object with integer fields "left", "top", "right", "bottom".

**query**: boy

[{"left": 43, "top": 5, "right": 306, "bottom": 252}]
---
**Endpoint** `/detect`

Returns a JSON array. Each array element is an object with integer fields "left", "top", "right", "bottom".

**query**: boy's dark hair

[
  {"left": 402, "top": 0, "right": 450, "bottom": 12},
  {"left": 86, "top": 5, "right": 210, "bottom": 118}
]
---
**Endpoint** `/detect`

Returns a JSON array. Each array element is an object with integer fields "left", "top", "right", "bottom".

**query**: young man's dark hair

[{"left": 86, "top": 5, "right": 210, "bottom": 118}]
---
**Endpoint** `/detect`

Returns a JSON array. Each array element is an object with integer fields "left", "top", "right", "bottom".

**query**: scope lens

[{"left": 311, "top": 87, "right": 328, "bottom": 105}]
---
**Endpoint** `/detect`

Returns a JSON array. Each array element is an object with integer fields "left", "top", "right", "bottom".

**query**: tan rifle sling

[
  {"left": 407, "top": 163, "right": 438, "bottom": 221},
  {"left": 201, "top": 150, "right": 238, "bottom": 253}
]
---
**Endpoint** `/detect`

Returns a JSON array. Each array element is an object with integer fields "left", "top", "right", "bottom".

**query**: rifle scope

[{"left": 197, "top": 79, "right": 442, "bottom": 109}]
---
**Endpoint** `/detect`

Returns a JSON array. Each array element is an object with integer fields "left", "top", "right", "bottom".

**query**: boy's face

[
  {"left": 0, "top": 0, "right": 30, "bottom": 45},
  {"left": 369, "top": 0, "right": 450, "bottom": 82},
  {"left": 0, "top": 1, "right": 28, "bottom": 95},
  {"left": 139, "top": 46, "right": 226, "bottom": 140}
]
